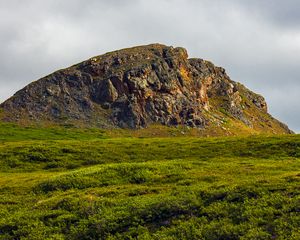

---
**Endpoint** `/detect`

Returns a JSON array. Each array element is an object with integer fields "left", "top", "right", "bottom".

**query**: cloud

[
  {"left": 0, "top": 0, "right": 299, "bottom": 132},
  {"left": 231, "top": 0, "right": 300, "bottom": 28}
]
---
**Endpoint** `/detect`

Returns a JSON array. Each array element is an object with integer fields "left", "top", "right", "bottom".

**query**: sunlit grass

[{"left": 0, "top": 124, "right": 299, "bottom": 239}]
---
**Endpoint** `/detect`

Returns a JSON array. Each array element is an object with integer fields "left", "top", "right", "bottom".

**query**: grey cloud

[
  {"left": 231, "top": 0, "right": 300, "bottom": 28},
  {"left": 0, "top": 0, "right": 299, "bottom": 132}
]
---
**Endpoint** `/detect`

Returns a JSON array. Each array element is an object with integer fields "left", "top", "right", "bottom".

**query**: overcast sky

[{"left": 0, "top": 0, "right": 299, "bottom": 132}]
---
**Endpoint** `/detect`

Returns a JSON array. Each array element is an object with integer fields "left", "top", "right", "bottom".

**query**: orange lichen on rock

[{"left": 179, "top": 66, "right": 190, "bottom": 81}]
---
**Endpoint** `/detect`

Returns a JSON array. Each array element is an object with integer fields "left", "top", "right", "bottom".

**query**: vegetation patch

[{"left": 0, "top": 124, "right": 299, "bottom": 239}]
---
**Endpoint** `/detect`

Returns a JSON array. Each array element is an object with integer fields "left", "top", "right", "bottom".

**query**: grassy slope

[{"left": 0, "top": 123, "right": 299, "bottom": 239}]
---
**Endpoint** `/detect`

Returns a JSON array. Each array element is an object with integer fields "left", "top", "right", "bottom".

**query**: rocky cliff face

[{"left": 0, "top": 44, "right": 292, "bottom": 134}]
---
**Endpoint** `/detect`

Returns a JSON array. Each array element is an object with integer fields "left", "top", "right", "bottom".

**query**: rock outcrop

[{"left": 0, "top": 44, "right": 293, "bottom": 134}]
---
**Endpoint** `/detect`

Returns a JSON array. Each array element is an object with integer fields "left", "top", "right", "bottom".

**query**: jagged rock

[{"left": 0, "top": 44, "right": 293, "bottom": 134}]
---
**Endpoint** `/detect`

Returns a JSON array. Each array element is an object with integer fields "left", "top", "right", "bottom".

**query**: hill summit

[{"left": 0, "top": 44, "right": 292, "bottom": 134}]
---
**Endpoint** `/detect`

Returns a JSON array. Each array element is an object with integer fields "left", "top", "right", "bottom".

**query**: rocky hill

[{"left": 0, "top": 44, "right": 292, "bottom": 134}]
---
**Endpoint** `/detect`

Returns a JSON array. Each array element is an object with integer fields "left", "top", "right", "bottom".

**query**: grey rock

[{"left": 0, "top": 44, "right": 293, "bottom": 134}]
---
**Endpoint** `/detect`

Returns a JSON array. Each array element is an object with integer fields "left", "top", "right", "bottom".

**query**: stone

[{"left": 0, "top": 44, "right": 293, "bottom": 134}]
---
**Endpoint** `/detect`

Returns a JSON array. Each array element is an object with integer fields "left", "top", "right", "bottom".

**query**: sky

[{"left": 0, "top": 0, "right": 299, "bottom": 132}]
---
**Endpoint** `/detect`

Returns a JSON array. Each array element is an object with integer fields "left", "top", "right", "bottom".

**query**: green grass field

[{"left": 0, "top": 123, "right": 299, "bottom": 239}]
